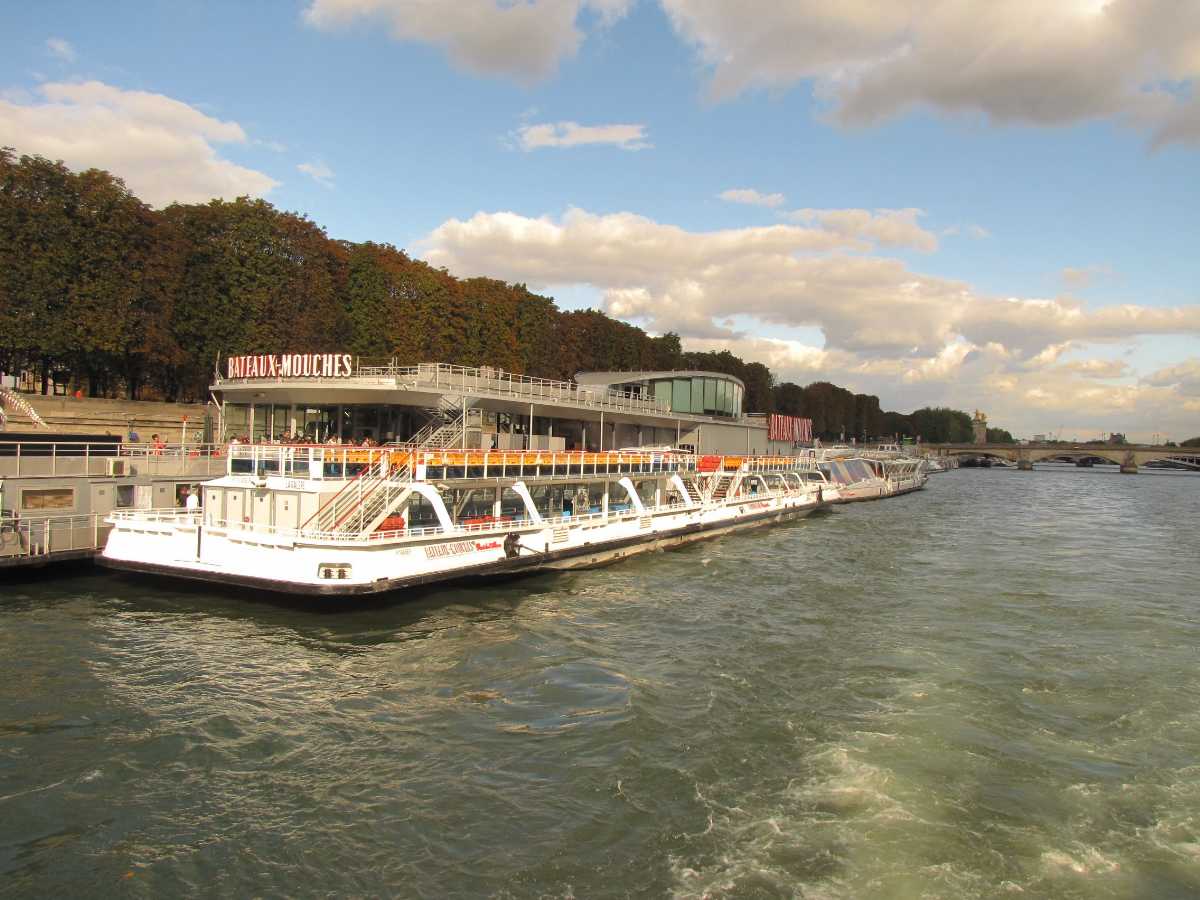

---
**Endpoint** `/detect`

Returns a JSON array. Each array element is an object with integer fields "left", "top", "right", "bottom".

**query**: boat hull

[{"left": 101, "top": 497, "right": 826, "bottom": 597}]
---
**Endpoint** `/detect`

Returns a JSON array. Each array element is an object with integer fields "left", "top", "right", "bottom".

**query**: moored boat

[{"left": 102, "top": 445, "right": 836, "bottom": 596}]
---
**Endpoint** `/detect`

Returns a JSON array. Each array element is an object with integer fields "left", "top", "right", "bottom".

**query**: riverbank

[{"left": 0, "top": 396, "right": 208, "bottom": 439}]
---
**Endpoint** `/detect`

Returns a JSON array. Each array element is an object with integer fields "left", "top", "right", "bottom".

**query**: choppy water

[{"left": 3, "top": 467, "right": 1200, "bottom": 898}]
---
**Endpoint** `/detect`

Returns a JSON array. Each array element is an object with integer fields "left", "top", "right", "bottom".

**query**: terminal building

[{"left": 213, "top": 355, "right": 808, "bottom": 456}]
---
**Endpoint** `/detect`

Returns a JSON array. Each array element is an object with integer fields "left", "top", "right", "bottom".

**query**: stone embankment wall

[{"left": 2, "top": 396, "right": 210, "bottom": 440}]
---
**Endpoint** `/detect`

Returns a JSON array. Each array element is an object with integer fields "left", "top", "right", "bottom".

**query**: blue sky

[{"left": 2, "top": 1, "right": 1199, "bottom": 439}]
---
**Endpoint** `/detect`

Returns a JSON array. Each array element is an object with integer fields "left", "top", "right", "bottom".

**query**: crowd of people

[{"left": 226, "top": 431, "right": 382, "bottom": 447}]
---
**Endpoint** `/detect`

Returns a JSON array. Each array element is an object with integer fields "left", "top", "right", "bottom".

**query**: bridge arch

[
  {"left": 1025, "top": 448, "right": 1125, "bottom": 465},
  {"left": 940, "top": 448, "right": 1019, "bottom": 462}
]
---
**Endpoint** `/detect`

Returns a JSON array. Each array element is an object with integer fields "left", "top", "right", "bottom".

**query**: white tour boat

[
  {"left": 102, "top": 444, "right": 837, "bottom": 596},
  {"left": 818, "top": 454, "right": 928, "bottom": 502}
]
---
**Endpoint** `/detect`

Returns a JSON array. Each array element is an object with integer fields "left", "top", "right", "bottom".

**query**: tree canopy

[{"left": 0, "top": 148, "right": 1004, "bottom": 440}]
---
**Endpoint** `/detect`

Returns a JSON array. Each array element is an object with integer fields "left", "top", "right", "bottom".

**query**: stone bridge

[{"left": 928, "top": 443, "right": 1200, "bottom": 474}]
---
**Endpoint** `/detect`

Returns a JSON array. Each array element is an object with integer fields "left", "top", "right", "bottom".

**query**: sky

[{"left": 2, "top": 0, "right": 1199, "bottom": 441}]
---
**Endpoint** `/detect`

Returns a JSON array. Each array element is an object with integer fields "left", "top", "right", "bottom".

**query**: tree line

[{"left": 0, "top": 148, "right": 1002, "bottom": 442}]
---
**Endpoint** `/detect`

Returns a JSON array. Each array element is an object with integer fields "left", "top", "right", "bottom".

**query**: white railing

[
  {"left": 108, "top": 482, "right": 815, "bottom": 548},
  {"left": 223, "top": 444, "right": 703, "bottom": 483},
  {"left": 107, "top": 508, "right": 200, "bottom": 524},
  {"left": 215, "top": 359, "right": 673, "bottom": 416}
]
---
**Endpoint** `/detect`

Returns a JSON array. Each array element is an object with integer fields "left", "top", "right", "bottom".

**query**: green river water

[{"left": 2, "top": 466, "right": 1199, "bottom": 898}]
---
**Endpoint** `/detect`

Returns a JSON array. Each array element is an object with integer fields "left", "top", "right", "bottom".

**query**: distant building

[
  {"left": 574, "top": 370, "right": 746, "bottom": 419},
  {"left": 1032, "top": 433, "right": 1047, "bottom": 443}
]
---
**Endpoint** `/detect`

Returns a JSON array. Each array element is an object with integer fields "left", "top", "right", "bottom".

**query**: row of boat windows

[
  {"left": 417, "top": 475, "right": 809, "bottom": 529},
  {"left": 410, "top": 481, "right": 667, "bottom": 528},
  {"left": 229, "top": 459, "right": 692, "bottom": 479},
  {"left": 821, "top": 459, "right": 880, "bottom": 484}
]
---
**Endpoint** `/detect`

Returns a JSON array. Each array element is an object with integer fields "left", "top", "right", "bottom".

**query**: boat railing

[
  {"left": 0, "top": 511, "right": 111, "bottom": 562},
  {"left": 107, "top": 508, "right": 201, "bottom": 524},
  {"left": 155, "top": 482, "right": 812, "bottom": 547},
  {"left": 224, "top": 444, "right": 703, "bottom": 481}
]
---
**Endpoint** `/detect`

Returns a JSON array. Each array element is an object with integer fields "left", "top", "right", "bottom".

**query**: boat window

[
  {"left": 21, "top": 487, "right": 74, "bottom": 510},
  {"left": 231, "top": 458, "right": 253, "bottom": 474},
  {"left": 500, "top": 487, "right": 528, "bottom": 522},
  {"left": 607, "top": 480, "right": 633, "bottom": 513},
  {"left": 844, "top": 460, "right": 869, "bottom": 481},
  {"left": 450, "top": 488, "right": 495, "bottom": 524},
  {"left": 406, "top": 494, "right": 441, "bottom": 530},
  {"left": 114, "top": 485, "right": 136, "bottom": 508},
  {"left": 635, "top": 480, "right": 657, "bottom": 504},
  {"left": 525, "top": 484, "right": 556, "bottom": 519}
]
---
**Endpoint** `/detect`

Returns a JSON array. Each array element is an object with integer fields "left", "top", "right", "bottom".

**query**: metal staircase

[
  {"left": 709, "top": 474, "right": 735, "bottom": 502},
  {"left": 410, "top": 395, "right": 476, "bottom": 449},
  {"left": 682, "top": 479, "right": 704, "bottom": 504},
  {"left": 302, "top": 454, "right": 412, "bottom": 535},
  {"left": 0, "top": 387, "right": 48, "bottom": 429}
]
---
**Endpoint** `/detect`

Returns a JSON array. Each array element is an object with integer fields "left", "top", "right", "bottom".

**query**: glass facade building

[{"left": 576, "top": 371, "right": 745, "bottom": 419}]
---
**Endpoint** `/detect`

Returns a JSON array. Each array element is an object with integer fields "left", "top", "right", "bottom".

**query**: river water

[{"left": 2, "top": 467, "right": 1199, "bottom": 898}]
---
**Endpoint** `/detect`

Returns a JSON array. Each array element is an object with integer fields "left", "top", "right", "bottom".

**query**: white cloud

[
  {"left": 1059, "top": 358, "right": 1130, "bottom": 378},
  {"left": 45, "top": 38, "right": 76, "bottom": 62},
  {"left": 660, "top": 0, "right": 1200, "bottom": 146},
  {"left": 1145, "top": 358, "right": 1200, "bottom": 397},
  {"left": 303, "top": 0, "right": 633, "bottom": 84},
  {"left": 419, "top": 204, "right": 1200, "bottom": 438},
  {"left": 0, "top": 80, "right": 279, "bottom": 206},
  {"left": 785, "top": 207, "right": 939, "bottom": 252},
  {"left": 298, "top": 160, "right": 335, "bottom": 186},
  {"left": 515, "top": 121, "right": 650, "bottom": 151},
  {"left": 420, "top": 206, "right": 1200, "bottom": 359},
  {"left": 967, "top": 224, "right": 990, "bottom": 239},
  {"left": 719, "top": 188, "right": 785, "bottom": 208}
]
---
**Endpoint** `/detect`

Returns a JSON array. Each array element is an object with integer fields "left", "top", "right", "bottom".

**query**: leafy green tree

[
  {"left": 986, "top": 427, "right": 1015, "bottom": 444},
  {"left": 0, "top": 149, "right": 80, "bottom": 390}
]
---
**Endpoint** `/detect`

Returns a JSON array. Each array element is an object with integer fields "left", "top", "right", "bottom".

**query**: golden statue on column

[{"left": 972, "top": 410, "right": 988, "bottom": 445}]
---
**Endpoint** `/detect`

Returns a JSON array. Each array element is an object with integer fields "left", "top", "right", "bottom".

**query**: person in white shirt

[{"left": 185, "top": 485, "right": 201, "bottom": 512}]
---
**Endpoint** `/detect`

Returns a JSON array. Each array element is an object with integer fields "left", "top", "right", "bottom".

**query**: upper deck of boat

[{"left": 224, "top": 443, "right": 821, "bottom": 485}]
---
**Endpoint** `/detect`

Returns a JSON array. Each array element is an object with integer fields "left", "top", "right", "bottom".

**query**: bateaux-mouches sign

[{"left": 226, "top": 353, "right": 354, "bottom": 379}]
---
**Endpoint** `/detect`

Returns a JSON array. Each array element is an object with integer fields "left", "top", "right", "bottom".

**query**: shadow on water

[
  {"left": 2, "top": 559, "right": 577, "bottom": 657},
  {"left": 107, "top": 567, "right": 578, "bottom": 649},
  {"left": 0, "top": 557, "right": 99, "bottom": 586},
  {"left": 4, "top": 509, "right": 834, "bottom": 646}
]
